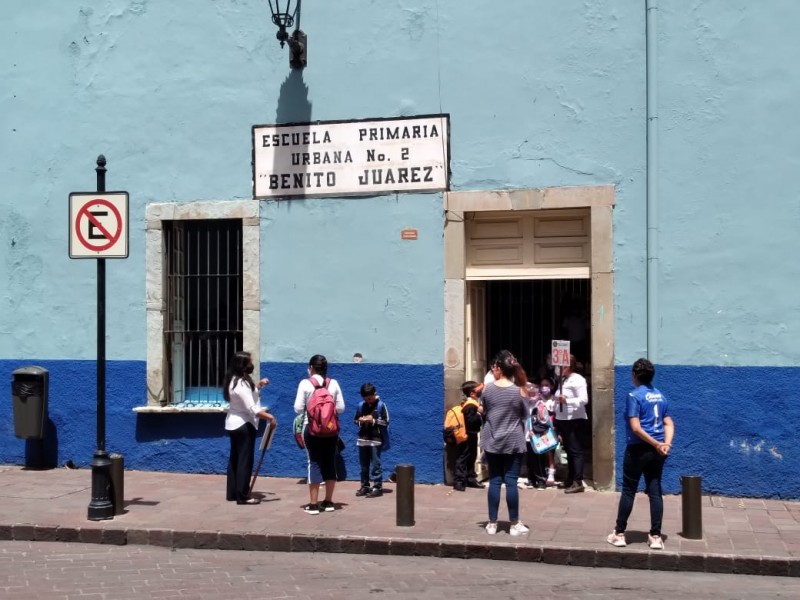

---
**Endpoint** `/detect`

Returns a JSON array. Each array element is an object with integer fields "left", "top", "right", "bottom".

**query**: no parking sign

[{"left": 69, "top": 192, "right": 129, "bottom": 259}]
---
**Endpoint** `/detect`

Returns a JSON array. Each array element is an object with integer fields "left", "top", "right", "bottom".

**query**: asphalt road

[{"left": 1, "top": 541, "right": 797, "bottom": 599}]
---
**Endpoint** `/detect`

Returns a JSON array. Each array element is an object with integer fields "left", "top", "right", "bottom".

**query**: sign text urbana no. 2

[{"left": 252, "top": 114, "right": 450, "bottom": 199}]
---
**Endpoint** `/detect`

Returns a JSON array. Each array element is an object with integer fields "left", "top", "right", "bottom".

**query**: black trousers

[
  {"left": 454, "top": 432, "right": 479, "bottom": 485},
  {"left": 227, "top": 422, "right": 257, "bottom": 502},
  {"left": 555, "top": 418, "right": 587, "bottom": 484},
  {"left": 615, "top": 443, "right": 666, "bottom": 536}
]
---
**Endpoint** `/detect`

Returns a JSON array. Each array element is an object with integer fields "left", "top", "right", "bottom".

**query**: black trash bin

[{"left": 11, "top": 366, "right": 49, "bottom": 439}]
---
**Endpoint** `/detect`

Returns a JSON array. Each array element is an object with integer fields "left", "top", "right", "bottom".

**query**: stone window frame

[
  {"left": 443, "top": 185, "right": 616, "bottom": 488},
  {"left": 135, "top": 200, "right": 260, "bottom": 413}
]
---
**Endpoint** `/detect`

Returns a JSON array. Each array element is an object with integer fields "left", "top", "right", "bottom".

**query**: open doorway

[
  {"left": 445, "top": 188, "right": 615, "bottom": 488},
  {"left": 486, "top": 279, "right": 590, "bottom": 377},
  {"left": 467, "top": 278, "right": 593, "bottom": 479}
]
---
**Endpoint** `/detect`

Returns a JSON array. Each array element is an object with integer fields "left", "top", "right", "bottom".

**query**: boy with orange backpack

[{"left": 445, "top": 381, "right": 485, "bottom": 491}]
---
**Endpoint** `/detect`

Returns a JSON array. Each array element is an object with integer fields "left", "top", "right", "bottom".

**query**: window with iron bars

[{"left": 162, "top": 219, "right": 243, "bottom": 406}]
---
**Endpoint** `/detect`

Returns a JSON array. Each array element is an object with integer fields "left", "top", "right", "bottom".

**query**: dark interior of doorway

[
  {"left": 485, "top": 279, "right": 591, "bottom": 377},
  {"left": 484, "top": 279, "right": 593, "bottom": 477}
]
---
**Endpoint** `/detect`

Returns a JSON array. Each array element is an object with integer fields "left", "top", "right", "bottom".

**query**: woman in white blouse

[
  {"left": 554, "top": 354, "right": 589, "bottom": 493},
  {"left": 224, "top": 351, "right": 276, "bottom": 505}
]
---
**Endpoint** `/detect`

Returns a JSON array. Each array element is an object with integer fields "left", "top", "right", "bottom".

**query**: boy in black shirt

[{"left": 354, "top": 383, "right": 390, "bottom": 498}]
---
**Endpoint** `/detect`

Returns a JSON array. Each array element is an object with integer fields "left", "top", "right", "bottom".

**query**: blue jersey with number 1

[{"left": 626, "top": 384, "right": 669, "bottom": 445}]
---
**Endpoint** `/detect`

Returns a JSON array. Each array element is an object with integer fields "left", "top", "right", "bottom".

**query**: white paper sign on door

[{"left": 551, "top": 340, "right": 571, "bottom": 367}]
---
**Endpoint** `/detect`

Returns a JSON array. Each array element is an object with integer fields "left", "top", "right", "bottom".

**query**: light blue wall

[
  {"left": 654, "top": 0, "right": 800, "bottom": 367},
  {"left": 260, "top": 193, "right": 445, "bottom": 364},
  {"left": 3, "top": 2, "right": 799, "bottom": 497},
  {"left": 0, "top": 0, "right": 646, "bottom": 363},
  {"left": 608, "top": 0, "right": 800, "bottom": 500}
]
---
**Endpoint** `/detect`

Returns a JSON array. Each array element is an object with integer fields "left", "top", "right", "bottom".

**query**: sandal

[{"left": 237, "top": 497, "right": 261, "bottom": 505}]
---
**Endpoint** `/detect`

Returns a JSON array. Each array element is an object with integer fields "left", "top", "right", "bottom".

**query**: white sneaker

[
  {"left": 485, "top": 522, "right": 497, "bottom": 535},
  {"left": 648, "top": 534, "right": 664, "bottom": 550},
  {"left": 303, "top": 503, "right": 320, "bottom": 515},
  {"left": 510, "top": 522, "right": 530, "bottom": 536},
  {"left": 546, "top": 468, "right": 556, "bottom": 486},
  {"left": 606, "top": 531, "right": 627, "bottom": 547}
]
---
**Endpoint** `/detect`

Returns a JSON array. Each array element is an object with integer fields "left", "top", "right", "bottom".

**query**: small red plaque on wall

[{"left": 401, "top": 228, "right": 418, "bottom": 240}]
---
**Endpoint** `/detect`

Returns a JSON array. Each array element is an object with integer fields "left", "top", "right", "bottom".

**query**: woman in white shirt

[
  {"left": 554, "top": 354, "right": 589, "bottom": 494},
  {"left": 294, "top": 354, "right": 346, "bottom": 515},
  {"left": 224, "top": 351, "right": 275, "bottom": 505}
]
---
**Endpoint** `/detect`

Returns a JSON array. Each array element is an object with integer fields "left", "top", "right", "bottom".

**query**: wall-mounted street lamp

[{"left": 268, "top": 0, "right": 307, "bottom": 69}]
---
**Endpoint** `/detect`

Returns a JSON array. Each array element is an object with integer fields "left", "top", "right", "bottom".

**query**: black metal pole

[
  {"left": 395, "top": 464, "right": 415, "bottom": 526},
  {"left": 681, "top": 475, "right": 703, "bottom": 539},
  {"left": 88, "top": 154, "right": 113, "bottom": 521}
]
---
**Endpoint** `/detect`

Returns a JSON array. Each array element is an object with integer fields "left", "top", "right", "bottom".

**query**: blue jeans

[
  {"left": 485, "top": 451, "right": 523, "bottom": 522},
  {"left": 615, "top": 443, "right": 666, "bottom": 536},
  {"left": 358, "top": 445, "right": 383, "bottom": 489}
]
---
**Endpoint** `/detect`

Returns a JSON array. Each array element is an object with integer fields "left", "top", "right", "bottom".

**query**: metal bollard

[
  {"left": 396, "top": 464, "right": 415, "bottom": 527},
  {"left": 681, "top": 474, "right": 703, "bottom": 539},
  {"left": 109, "top": 453, "right": 124, "bottom": 516}
]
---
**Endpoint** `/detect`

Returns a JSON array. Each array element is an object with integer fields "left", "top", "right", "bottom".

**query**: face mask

[
  {"left": 540, "top": 386, "right": 551, "bottom": 396},
  {"left": 245, "top": 365, "right": 254, "bottom": 375}
]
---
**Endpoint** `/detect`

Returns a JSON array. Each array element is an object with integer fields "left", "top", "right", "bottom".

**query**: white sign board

[
  {"left": 69, "top": 192, "right": 129, "bottom": 259},
  {"left": 252, "top": 114, "right": 449, "bottom": 199},
  {"left": 551, "top": 340, "right": 571, "bottom": 367}
]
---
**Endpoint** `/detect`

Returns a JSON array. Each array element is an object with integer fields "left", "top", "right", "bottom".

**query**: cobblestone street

[{"left": 2, "top": 541, "right": 799, "bottom": 599}]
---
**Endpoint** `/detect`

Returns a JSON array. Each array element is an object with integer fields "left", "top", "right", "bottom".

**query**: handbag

[{"left": 531, "top": 427, "right": 559, "bottom": 455}]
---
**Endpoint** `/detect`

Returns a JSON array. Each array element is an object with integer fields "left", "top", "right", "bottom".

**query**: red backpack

[{"left": 306, "top": 377, "right": 339, "bottom": 437}]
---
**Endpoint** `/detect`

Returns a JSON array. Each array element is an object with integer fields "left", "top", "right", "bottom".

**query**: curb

[{"left": 1, "top": 523, "right": 798, "bottom": 577}]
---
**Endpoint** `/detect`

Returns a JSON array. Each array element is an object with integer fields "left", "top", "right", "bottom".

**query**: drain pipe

[{"left": 646, "top": 0, "right": 659, "bottom": 362}]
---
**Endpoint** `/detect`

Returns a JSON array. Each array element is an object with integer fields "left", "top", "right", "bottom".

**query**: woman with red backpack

[{"left": 293, "top": 354, "right": 345, "bottom": 515}]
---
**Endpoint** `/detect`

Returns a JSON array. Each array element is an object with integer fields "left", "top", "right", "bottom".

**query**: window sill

[{"left": 132, "top": 405, "right": 228, "bottom": 414}]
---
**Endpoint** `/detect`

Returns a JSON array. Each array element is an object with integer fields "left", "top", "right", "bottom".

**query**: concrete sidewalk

[{"left": 1, "top": 465, "right": 798, "bottom": 577}]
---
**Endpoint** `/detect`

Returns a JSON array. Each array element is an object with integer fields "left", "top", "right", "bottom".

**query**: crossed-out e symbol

[
  {"left": 75, "top": 199, "right": 122, "bottom": 252},
  {"left": 88, "top": 210, "right": 108, "bottom": 240}
]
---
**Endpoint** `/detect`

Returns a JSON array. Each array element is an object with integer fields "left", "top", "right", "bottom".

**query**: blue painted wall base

[
  {"left": 5, "top": 360, "right": 798, "bottom": 497},
  {"left": 1, "top": 360, "right": 444, "bottom": 484},
  {"left": 615, "top": 365, "right": 800, "bottom": 499}
]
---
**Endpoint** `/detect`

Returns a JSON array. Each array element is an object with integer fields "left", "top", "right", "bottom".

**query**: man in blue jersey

[{"left": 607, "top": 358, "right": 675, "bottom": 550}]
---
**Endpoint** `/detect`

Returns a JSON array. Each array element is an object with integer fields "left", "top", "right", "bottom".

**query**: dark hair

[
  {"left": 461, "top": 380, "right": 480, "bottom": 398},
  {"left": 496, "top": 353, "right": 528, "bottom": 388},
  {"left": 539, "top": 376, "right": 554, "bottom": 388},
  {"left": 632, "top": 358, "right": 655, "bottom": 385},
  {"left": 308, "top": 354, "right": 328, "bottom": 377},
  {"left": 490, "top": 349, "right": 515, "bottom": 368},
  {"left": 563, "top": 354, "right": 584, "bottom": 373},
  {"left": 223, "top": 351, "right": 254, "bottom": 402},
  {"left": 360, "top": 382, "right": 377, "bottom": 397}
]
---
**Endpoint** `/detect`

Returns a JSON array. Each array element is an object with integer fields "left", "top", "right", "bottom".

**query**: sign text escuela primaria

[{"left": 252, "top": 114, "right": 449, "bottom": 199}]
